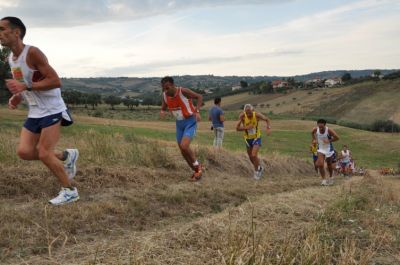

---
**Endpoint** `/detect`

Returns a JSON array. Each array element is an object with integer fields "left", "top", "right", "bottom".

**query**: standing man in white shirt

[{"left": 0, "top": 17, "right": 79, "bottom": 205}]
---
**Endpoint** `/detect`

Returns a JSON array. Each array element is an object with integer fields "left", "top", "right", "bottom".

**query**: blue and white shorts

[
  {"left": 245, "top": 137, "right": 262, "bottom": 148},
  {"left": 176, "top": 115, "right": 197, "bottom": 143},
  {"left": 24, "top": 109, "right": 73, "bottom": 134}
]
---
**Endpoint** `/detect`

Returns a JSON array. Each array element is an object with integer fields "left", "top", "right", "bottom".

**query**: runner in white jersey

[
  {"left": 0, "top": 17, "right": 79, "bottom": 205},
  {"left": 311, "top": 119, "right": 339, "bottom": 186},
  {"left": 339, "top": 144, "right": 352, "bottom": 176}
]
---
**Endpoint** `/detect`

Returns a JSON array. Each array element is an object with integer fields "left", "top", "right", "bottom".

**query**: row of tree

[
  {"left": 62, "top": 90, "right": 146, "bottom": 110},
  {"left": 0, "top": 47, "right": 12, "bottom": 103}
]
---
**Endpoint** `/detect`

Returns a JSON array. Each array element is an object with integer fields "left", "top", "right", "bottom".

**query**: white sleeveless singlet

[
  {"left": 8, "top": 45, "right": 67, "bottom": 118},
  {"left": 316, "top": 126, "right": 335, "bottom": 157}
]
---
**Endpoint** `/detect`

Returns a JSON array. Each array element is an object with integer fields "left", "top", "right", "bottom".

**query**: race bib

[
  {"left": 11, "top": 67, "right": 24, "bottom": 82},
  {"left": 22, "top": 91, "right": 38, "bottom": 106},
  {"left": 247, "top": 128, "right": 256, "bottom": 135},
  {"left": 172, "top": 110, "right": 184, "bottom": 120}
]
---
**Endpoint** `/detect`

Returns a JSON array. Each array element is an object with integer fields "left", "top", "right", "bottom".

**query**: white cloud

[
  {"left": 4, "top": 0, "right": 399, "bottom": 77},
  {"left": 1, "top": 0, "right": 290, "bottom": 27}
]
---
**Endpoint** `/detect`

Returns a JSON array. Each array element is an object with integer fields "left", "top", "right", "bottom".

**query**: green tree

[
  {"left": 85, "top": 93, "right": 102, "bottom": 110},
  {"left": 122, "top": 96, "right": 139, "bottom": 110},
  {"left": 104, "top": 95, "right": 121, "bottom": 110},
  {"left": 0, "top": 46, "right": 12, "bottom": 103},
  {"left": 240, "top": 80, "right": 248, "bottom": 88},
  {"left": 341, "top": 73, "right": 352, "bottom": 82},
  {"left": 287, "top": 77, "right": 296, "bottom": 87},
  {"left": 373, "top": 70, "right": 381, "bottom": 79}
]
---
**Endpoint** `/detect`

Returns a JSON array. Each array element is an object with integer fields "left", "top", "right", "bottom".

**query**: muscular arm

[
  {"left": 27, "top": 47, "right": 61, "bottom": 91},
  {"left": 160, "top": 94, "right": 168, "bottom": 119},
  {"left": 256, "top": 112, "right": 271, "bottom": 128},
  {"left": 236, "top": 113, "right": 248, "bottom": 131},
  {"left": 161, "top": 95, "right": 168, "bottom": 112},
  {"left": 5, "top": 47, "right": 62, "bottom": 94},
  {"left": 311, "top": 128, "right": 317, "bottom": 143},
  {"left": 181, "top": 88, "right": 203, "bottom": 111},
  {"left": 328, "top": 128, "right": 339, "bottom": 142}
]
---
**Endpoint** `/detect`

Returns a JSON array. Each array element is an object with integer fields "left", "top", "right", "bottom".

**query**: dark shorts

[
  {"left": 325, "top": 152, "right": 337, "bottom": 164},
  {"left": 313, "top": 155, "right": 318, "bottom": 162},
  {"left": 24, "top": 110, "right": 73, "bottom": 134},
  {"left": 245, "top": 138, "right": 261, "bottom": 148}
]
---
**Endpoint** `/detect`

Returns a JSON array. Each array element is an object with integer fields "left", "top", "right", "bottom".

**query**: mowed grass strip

[{"left": 1, "top": 107, "right": 399, "bottom": 169}]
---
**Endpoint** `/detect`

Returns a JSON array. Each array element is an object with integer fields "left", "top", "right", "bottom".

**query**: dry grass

[{"left": 1, "top": 110, "right": 399, "bottom": 264}]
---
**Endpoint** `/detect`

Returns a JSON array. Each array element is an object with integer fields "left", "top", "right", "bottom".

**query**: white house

[
  {"left": 325, "top": 78, "right": 342, "bottom": 87},
  {"left": 231, "top": 85, "right": 241, "bottom": 91}
]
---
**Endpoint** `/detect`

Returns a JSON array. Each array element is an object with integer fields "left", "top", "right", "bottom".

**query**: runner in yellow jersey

[
  {"left": 236, "top": 104, "right": 271, "bottom": 180},
  {"left": 310, "top": 140, "right": 319, "bottom": 174}
]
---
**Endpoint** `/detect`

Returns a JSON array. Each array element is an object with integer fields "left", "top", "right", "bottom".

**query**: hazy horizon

[{"left": 1, "top": 0, "right": 399, "bottom": 77}]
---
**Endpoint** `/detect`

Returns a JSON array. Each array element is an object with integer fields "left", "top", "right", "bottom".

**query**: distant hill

[
  {"left": 60, "top": 69, "right": 399, "bottom": 97},
  {"left": 204, "top": 79, "right": 400, "bottom": 126}
]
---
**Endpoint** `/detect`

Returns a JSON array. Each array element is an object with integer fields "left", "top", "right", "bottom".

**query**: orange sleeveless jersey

[{"left": 163, "top": 87, "right": 195, "bottom": 119}]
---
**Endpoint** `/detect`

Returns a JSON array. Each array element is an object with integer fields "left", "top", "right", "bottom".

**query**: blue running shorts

[{"left": 176, "top": 115, "right": 197, "bottom": 143}]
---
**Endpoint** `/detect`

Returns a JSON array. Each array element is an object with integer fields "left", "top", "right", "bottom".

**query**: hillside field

[
  {"left": 204, "top": 80, "right": 400, "bottom": 125},
  {"left": 0, "top": 108, "right": 399, "bottom": 264}
]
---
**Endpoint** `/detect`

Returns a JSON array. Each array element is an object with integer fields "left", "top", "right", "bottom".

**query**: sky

[{"left": 1, "top": 0, "right": 399, "bottom": 77}]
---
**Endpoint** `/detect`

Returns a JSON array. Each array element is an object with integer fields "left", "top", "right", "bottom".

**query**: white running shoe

[
  {"left": 253, "top": 171, "right": 260, "bottom": 180},
  {"left": 328, "top": 178, "right": 334, "bottom": 185},
  {"left": 49, "top": 187, "right": 79, "bottom": 205},
  {"left": 64, "top": 149, "right": 79, "bottom": 180},
  {"left": 321, "top": 179, "right": 329, "bottom": 186},
  {"left": 257, "top": 166, "right": 265, "bottom": 179}
]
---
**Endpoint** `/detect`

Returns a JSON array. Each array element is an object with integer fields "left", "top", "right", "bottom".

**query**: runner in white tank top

[
  {"left": 340, "top": 144, "right": 352, "bottom": 176},
  {"left": 8, "top": 44, "right": 67, "bottom": 118},
  {"left": 311, "top": 119, "right": 339, "bottom": 186},
  {"left": 1, "top": 16, "right": 79, "bottom": 205}
]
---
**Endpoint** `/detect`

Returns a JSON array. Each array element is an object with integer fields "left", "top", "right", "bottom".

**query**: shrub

[
  {"left": 92, "top": 110, "right": 103, "bottom": 117},
  {"left": 371, "top": 120, "right": 400, "bottom": 133}
]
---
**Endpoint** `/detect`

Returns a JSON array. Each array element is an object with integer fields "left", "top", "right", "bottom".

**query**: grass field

[
  {"left": 204, "top": 80, "right": 400, "bottom": 125},
  {"left": 0, "top": 108, "right": 399, "bottom": 264}
]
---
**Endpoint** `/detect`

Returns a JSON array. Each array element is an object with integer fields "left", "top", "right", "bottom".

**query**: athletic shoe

[
  {"left": 49, "top": 187, "right": 79, "bottom": 205},
  {"left": 253, "top": 171, "right": 260, "bottom": 180},
  {"left": 257, "top": 165, "right": 265, "bottom": 179},
  {"left": 190, "top": 164, "right": 202, "bottom": 182},
  {"left": 321, "top": 179, "right": 329, "bottom": 186},
  {"left": 64, "top": 149, "right": 79, "bottom": 180}
]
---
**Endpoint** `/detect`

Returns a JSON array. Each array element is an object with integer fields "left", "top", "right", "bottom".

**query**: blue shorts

[
  {"left": 245, "top": 138, "right": 261, "bottom": 148},
  {"left": 24, "top": 110, "right": 73, "bottom": 134},
  {"left": 313, "top": 155, "right": 318, "bottom": 162},
  {"left": 341, "top": 161, "right": 350, "bottom": 167},
  {"left": 176, "top": 115, "right": 197, "bottom": 143}
]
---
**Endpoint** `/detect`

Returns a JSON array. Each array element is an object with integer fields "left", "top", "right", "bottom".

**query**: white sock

[{"left": 193, "top": 160, "right": 199, "bottom": 167}]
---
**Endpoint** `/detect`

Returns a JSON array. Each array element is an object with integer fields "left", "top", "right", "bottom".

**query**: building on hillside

[
  {"left": 305, "top": 78, "right": 324, "bottom": 88},
  {"left": 370, "top": 73, "right": 385, "bottom": 79},
  {"left": 325, "top": 77, "right": 342, "bottom": 87},
  {"left": 231, "top": 85, "right": 241, "bottom": 91},
  {"left": 272, "top": 80, "right": 289, "bottom": 89}
]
